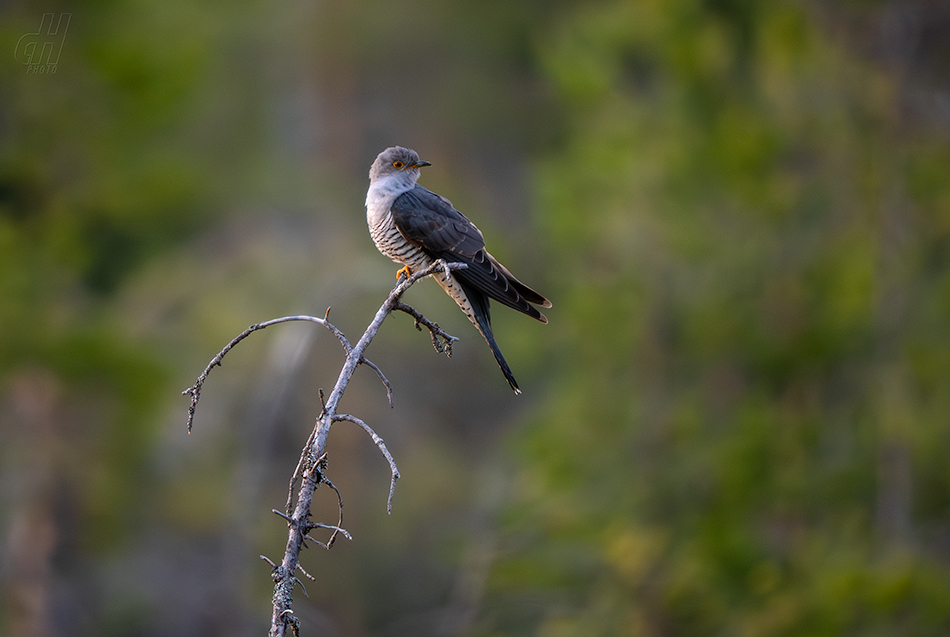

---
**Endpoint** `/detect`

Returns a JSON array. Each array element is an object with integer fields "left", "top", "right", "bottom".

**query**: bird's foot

[
  {"left": 437, "top": 259, "right": 453, "bottom": 281},
  {"left": 395, "top": 265, "right": 412, "bottom": 280}
]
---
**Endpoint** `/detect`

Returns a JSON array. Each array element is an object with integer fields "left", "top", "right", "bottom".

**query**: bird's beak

[{"left": 412, "top": 160, "right": 431, "bottom": 168}]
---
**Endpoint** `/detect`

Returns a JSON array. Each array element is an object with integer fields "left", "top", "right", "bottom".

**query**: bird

[{"left": 365, "top": 146, "right": 551, "bottom": 394}]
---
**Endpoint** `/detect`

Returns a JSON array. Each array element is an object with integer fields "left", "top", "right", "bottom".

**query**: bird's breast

[{"left": 369, "top": 211, "right": 431, "bottom": 270}]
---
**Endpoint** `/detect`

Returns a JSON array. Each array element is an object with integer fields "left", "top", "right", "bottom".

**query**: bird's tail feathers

[
  {"left": 487, "top": 254, "right": 552, "bottom": 310},
  {"left": 485, "top": 330, "right": 521, "bottom": 395},
  {"left": 461, "top": 281, "right": 522, "bottom": 394},
  {"left": 486, "top": 329, "right": 521, "bottom": 394}
]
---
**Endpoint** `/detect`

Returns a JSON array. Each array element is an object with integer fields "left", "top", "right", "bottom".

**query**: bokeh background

[{"left": 2, "top": 0, "right": 950, "bottom": 635}]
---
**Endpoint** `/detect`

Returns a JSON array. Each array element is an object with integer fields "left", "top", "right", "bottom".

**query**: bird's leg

[{"left": 395, "top": 265, "right": 412, "bottom": 280}]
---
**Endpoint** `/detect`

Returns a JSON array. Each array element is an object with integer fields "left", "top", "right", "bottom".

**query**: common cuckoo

[{"left": 365, "top": 146, "right": 551, "bottom": 394}]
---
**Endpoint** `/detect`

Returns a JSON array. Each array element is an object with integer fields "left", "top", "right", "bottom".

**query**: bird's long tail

[
  {"left": 450, "top": 278, "right": 521, "bottom": 394},
  {"left": 481, "top": 322, "right": 521, "bottom": 395}
]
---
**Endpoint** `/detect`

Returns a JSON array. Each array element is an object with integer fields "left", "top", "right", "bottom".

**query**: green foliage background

[
  {"left": 491, "top": 2, "right": 950, "bottom": 635},
  {"left": 1, "top": 0, "right": 948, "bottom": 635}
]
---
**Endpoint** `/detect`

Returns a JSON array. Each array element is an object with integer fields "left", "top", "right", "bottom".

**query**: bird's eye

[{"left": 392, "top": 160, "right": 404, "bottom": 169}]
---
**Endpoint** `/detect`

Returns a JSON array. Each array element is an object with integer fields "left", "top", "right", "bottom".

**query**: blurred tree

[
  {"left": 0, "top": 1, "right": 267, "bottom": 633},
  {"left": 486, "top": 1, "right": 950, "bottom": 635}
]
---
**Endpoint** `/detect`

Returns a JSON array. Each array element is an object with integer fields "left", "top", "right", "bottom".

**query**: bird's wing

[
  {"left": 389, "top": 185, "right": 486, "bottom": 260},
  {"left": 390, "top": 186, "right": 548, "bottom": 322}
]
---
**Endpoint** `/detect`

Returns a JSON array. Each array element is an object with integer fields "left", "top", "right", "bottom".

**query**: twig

[
  {"left": 272, "top": 509, "right": 294, "bottom": 524},
  {"left": 318, "top": 473, "right": 346, "bottom": 548},
  {"left": 359, "top": 357, "right": 394, "bottom": 407},
  {"left": 333, "top": 413, "right": 400, "bottom": 514},
  {"left": 307, "top": 522, "right": 352, "bottom": 540},
  {"left": 271, "top": 509, "right": 351, "bottom": 542},
  {"left": 393, "top": 301, "right": 459, "bottom": 356},
  {"left": 182, "top": 315, "right": 333, "bottom": 433}
]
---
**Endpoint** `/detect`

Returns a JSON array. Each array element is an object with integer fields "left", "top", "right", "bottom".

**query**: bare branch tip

[
  {"left": 292, "top": 577, "right": 309, "bottom": 599},
  {"left": 272, "top": 509, "right": 293, "bottom": 524}
]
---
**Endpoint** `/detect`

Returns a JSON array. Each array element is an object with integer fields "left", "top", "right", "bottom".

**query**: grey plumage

[{"left": 365, "top": 146, "right": 551, "bottom": 394}]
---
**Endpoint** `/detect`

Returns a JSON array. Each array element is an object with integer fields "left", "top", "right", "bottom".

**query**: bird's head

[{"left": 369, "top": 146, "right": 431, "bottom": 184}]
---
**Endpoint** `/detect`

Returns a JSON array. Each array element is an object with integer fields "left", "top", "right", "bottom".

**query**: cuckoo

[{"left": 365, "top": 146, "right": 551, "bottom": 394}]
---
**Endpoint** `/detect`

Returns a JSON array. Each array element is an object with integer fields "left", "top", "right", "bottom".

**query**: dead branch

[
  {"left": 182, "top": 260, "right": 466, "bottom": 637},
  {"left": 332, "top": 413, "right": 400, "bottom": 513}
]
